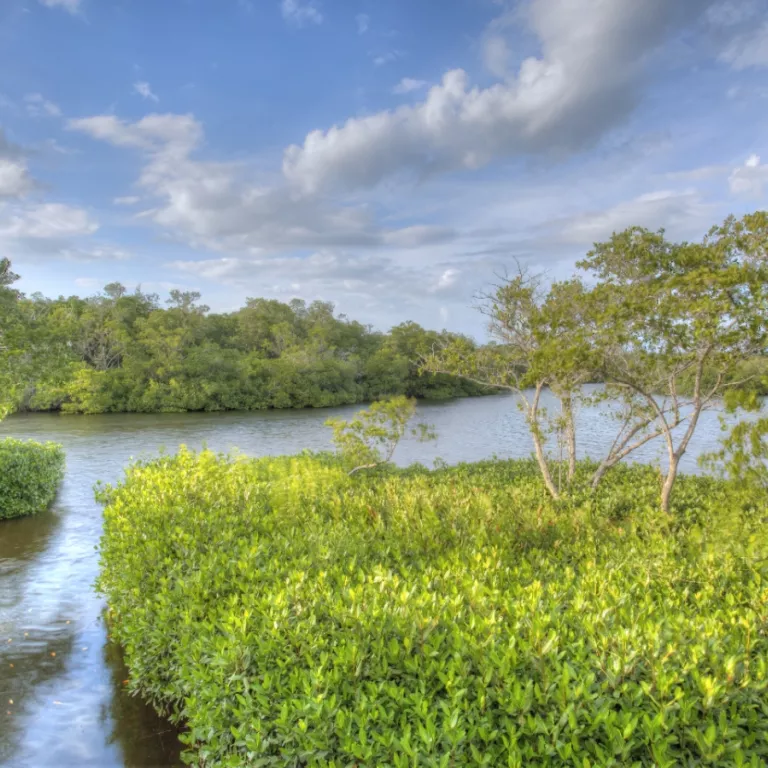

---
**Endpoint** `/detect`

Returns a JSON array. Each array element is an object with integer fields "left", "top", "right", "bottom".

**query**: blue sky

[{"left": 1, "top": 0, "right": 767, "bottom": 337}]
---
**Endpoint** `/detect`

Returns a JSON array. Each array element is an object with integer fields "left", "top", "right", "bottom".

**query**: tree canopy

[{"left": 0, "top": 266, "right": 487, "bottom": 417}]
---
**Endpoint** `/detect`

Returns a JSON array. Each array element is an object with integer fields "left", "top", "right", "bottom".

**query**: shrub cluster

[
  {"left": 98, "top": 451, "right": 768, "bottom": 767},
  {"left": 0, "top": 437, "right": 65, "bottom": 521}
]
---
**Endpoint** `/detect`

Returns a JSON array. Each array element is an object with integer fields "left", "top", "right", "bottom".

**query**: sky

[{"left": 1, "top": 0, "right": 767, "bottom": 338}]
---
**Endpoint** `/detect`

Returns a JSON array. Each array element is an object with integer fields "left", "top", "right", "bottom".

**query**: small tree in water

[{"left": 326, "top": 396, "right": 435, "bottom": 475}]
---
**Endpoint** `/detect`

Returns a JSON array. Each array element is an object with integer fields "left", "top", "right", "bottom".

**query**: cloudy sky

[{"left": 1, "top": 0, "right": 767, "bottom": 336}]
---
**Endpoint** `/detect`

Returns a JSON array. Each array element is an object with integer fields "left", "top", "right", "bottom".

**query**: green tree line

[{"left": 0, "top": 263, "right": 486, "bottom": 415}]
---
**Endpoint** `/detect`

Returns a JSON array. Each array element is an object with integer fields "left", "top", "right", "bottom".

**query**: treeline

[{"left": 0, "top": 267, "right": 487, "bottom": 414}]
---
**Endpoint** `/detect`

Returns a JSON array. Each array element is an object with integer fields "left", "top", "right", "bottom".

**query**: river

[{"left": 0, "top": 392, "right": 736, "bottom": 767}]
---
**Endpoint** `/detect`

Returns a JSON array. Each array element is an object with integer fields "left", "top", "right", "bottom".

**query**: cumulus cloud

[
  {"left": 0, "top": 202, "right": 97, "bottom": 239},
  {"left": 38, "top": 0, "right": 81, "bottom": 13},
  {"left": 482, "top": 36, "right": 511, "bottom": 78},
  {"left": 283, "top": 0, "right": 710, "bottom": 194},
  {"left": 281, "top": 0, "right": 322, "bottom": 27},
  {"left": 0, "top": 130, "right": 34, "bottom": 198},
  {"left": 729, "top": 154, "right": 768, "bottom": 196},
  {"left": 68, "top": 112, "right": 458, "bottom": 254},
  {"left": 24, "top": 93, "right": 62, "bottom": 118},
  {"left": 67, "top": 113, "right": 202, "bottom": 152},
  {"left": 0, "top": 159, "right": 34, "bottom": 198},
  {"left": 133, "top": 81, "right": 159, "bottom": 102},
  {"left": 113, "top": 195, "right": 141, "bottom": 205},
  {"left": 393, "top": 78, "right": 428, "bottom": 95}
]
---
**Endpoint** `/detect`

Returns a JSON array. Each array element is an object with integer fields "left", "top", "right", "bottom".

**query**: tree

[
  {"left": 423, "top": 269, "right": 593, "bottom": 499},
  {"left": 326, "top": 396, "right": 435, "bottom": 475},
  {"left": 702, "top": 412, "right": 768, "bottom": 494},
  {"left": 581, "top": 212, "right": 768, "bottom": 512}
]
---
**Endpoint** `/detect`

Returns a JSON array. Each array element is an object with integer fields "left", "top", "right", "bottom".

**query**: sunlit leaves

[
  {"left": 99, "top": 451, "right": 768, "bottom": 766},
  {"left": 326, "top": 396, "right": 435, "bottom": 474}
]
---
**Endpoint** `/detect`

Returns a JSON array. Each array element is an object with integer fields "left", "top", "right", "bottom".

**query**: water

[{"left": 0, "top": 392, "right": 736, "bottom": 766}]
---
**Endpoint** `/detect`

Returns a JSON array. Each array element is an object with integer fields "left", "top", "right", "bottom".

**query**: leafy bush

[
  {"left": 0, "top": 437, "right": 65, "bottom": 520},
  {"left": 98, "top": 451, "right": 768, "bottom": 766}
]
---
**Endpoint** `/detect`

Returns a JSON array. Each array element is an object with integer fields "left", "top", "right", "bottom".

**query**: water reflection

[{"left": 101, "top": 639, "right": 182, "bottom": 768}]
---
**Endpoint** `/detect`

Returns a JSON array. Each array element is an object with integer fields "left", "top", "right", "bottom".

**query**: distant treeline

[{"left": 1, "top": 270, "right": 489, "bottom": 414}]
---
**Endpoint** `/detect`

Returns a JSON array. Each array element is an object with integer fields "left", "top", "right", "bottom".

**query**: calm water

[{"left": 0, "top": 392, "right": 735, "bottom": 767}]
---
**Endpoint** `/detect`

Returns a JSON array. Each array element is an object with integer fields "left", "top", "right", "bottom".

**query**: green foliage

[
  {"left": 326, "top": 396, "right": 436, "bottom": 473},
  {"left": 1, "top": 264, "right": 486, "bottom": 415},
  {"left": 425, "top": 212, "right": 768, "bottom": 512},
  {"left": 0, "top": 438, "right": 65, "bottom": 520},
  {"left": 702, "top": 416, "right": 768, "bottom": 494},
  {"left": 99, "top": 451, "right": 768, "bottom": 766}
]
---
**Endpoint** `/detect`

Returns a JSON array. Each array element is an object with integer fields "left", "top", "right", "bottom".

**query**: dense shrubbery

[
  {"left": 0, "top": 264, "right": 488, "bottom": 415},
  {"left": 98, "top": 450, "right": 768, "bottom": 766},
  {"left": 0, "top": 438, "right": 65, "bottom": 520}
]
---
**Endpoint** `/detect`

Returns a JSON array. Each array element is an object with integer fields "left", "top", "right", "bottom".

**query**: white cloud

[
  {"left": 393, "top": 78, "right": 428, "bottom": 95},
  {"left": 0, "top": 203, "right": 97, "bottom": 239},
  {"left": 1, "top": 159, "right": 33, "bottom": 200},
  {"left": 0, "top": 130, "right": 34, "bottom": 198},
  {"left": 0, "top": 159, "right": 34, "bottom": 198},
  {"left": 38, "top": 0, "right": 81, "bottom": 14},
  {"left": 483, "top": 36, "right": 510, "bottom": 78},
  {"left": 113, "top": 195, "right": 141, "bottom": 205},
  {"left": 133, "top": 81, "right": 159, "bottom": 102},
  {"left": 67, "top": 113, "right": 202, "bottom": 152},
  {"left": 68, "top": 112, "right": 458, "bottom": 254},
  {"left": 281, "top": 0, "right": 323, "bottom": 27},
  {"left": 557, "top": 190, "right": 716, "bottom": 245},
  {"left": 719, "top": 22, "right": 768, "bottom": 69},
  {"left": 59, "top": 244, "right": 131, "bottom": 261},
  {"left": 729, "top": 154, "right": 768, "bottom": 196},
  {"left": 432, "top": 267, "right": 460, "bottom": 292},
  {"left": 24, "top": 93, "right": 62, "bottom": 118},
  {"left": 356, "top": 13, "right": 369, "bottom": 34},
  {"left": 166, "top": 249, "right": 461, "bottom": 315},
  {"left": 283, "top": 0, "right": 708, "bottom": 195},
  {"left": 373, "top": 50, "right": 403, "bottom": 66}
]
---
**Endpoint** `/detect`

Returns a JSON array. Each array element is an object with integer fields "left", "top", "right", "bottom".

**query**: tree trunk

[
  {"left": 660, "top": 455, "right": 679, "bottom": 515},
  {"left": 591, "top": 459, "right": 610, "bottom": 490},
  {"left": 532, "top": 428, "right": 559, "bottom": 500},
  {"left": 563, "top": 393, "right": 577, "bottom": 483},
  {"left": 528, "top": 383, "right": 559, "bottom": 500}
]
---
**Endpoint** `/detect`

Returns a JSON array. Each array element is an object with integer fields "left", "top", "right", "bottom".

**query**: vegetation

[
  {"left": 325, "top": 395, "right": 435, "bottom": 474},
  {"left": 0, "top": 438, "right": 65, "bottom": 520},
  {"left": 98, "top": 448, "right": 768, "bottom": 767},
  {"left": 424, "top": 211, "right": 768, "bottom": 512},
  {"left": 0, "top": 263, "right": 487, "bottom": 417}
]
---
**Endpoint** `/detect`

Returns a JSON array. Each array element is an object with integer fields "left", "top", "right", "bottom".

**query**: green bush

[
  {"left": 98, "top": 451, "right": 768, "bottom": 767},
  {"left": 0, "top": 438, "right": 65, "bottom": 521}
]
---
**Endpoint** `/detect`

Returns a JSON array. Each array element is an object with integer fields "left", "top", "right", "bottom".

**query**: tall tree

[{"left": 582, "top": 212, "right": 768, "bottom": 512}]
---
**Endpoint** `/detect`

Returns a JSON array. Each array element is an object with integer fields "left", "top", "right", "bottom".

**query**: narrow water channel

[{"left": 0, "top": 393, "right": 735, "bottom": 766}]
